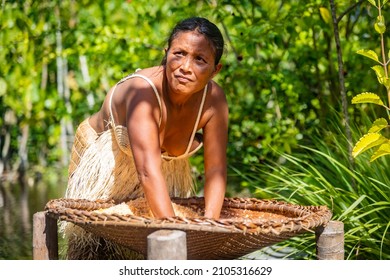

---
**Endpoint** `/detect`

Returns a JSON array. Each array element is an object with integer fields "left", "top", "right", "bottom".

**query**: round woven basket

[{"left": 45, "top": 196, "right": 332, "bottom": 259}]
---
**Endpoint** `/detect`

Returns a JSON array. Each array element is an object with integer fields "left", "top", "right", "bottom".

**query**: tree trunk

[
  {"left": 55, "top": 5, "right": 73, "bottom": 167},
  {"left": 329, "top": 0, "right": 355, "bottom": 189}
]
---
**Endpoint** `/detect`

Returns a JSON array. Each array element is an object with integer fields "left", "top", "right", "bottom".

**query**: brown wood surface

[
  {"left": 315, "top": 220, "right": 344, "bottom": 260},
  {"left": 147, "top": 230, "right": 187, "bottom": 260},
  {"left": 32, "top": 211, "right": 59, "bottom": 260}
]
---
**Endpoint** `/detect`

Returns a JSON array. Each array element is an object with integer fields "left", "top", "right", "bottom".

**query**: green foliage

[
  {"left": 352, "top": 132, "right": 388, "bottom": 158},
  {"left": 215, "top": 0, "right": 333, "bottom": 165},
  {"left": 236, "top": 116, "right": 390, "bottom": 259},
  {"left": 1, "top": 0, "right": 390, "bottom": 260},
  {"left": 1, "top": 0, "right": 387, "bottom": 170},
  {"left": 352, "top": 0, "right": 390, "bottom": 161},
  {"left": 352, "top": 92, "right": 385, "bottom": 106},
  {"left": 0, "top": 0, "right": 208, "bottom": 168}
]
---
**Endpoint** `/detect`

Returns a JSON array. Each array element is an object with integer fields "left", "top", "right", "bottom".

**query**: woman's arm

[
  {"left": 202, "top": 86, "right": 229, "bottom": 219},
  {"left": 125, "top": 79, "right": 175, "bottom": 219}
]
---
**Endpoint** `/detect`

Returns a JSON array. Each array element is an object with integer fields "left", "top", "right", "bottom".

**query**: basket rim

[{"left": 45, "top": 196, "right": 332, "bottom": 235}]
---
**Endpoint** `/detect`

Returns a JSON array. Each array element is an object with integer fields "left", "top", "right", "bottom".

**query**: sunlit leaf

[
  {"left": 371, "top": 65, "right": 388, "bottom": 86},
  {"left": 319, "top": 7, "right": 331, "bottom": 24},
  {"left": 351, "top": 92, "right": 384, "bottom": 106},
  {"left": 367, "top": 0, "right": 377, "bottom": 7},
  {"left": 384, "top": 0, "right": 389, "bottom": 6},
  {"left": 371, "top": 142, "right": 390, "bottom": 161},
  {"left": 368, "top": 118, "right": 389, "bottom": 133},
  {"left": 375, "top": 16, "right": 386, "bottom": 34},
  {"left": 385, "top": 77, "right": 390, "bottom": 90},
  {"left": 0, "top": 78, "right": 7, "bottom": 96},
  {"left": 352, "top": 133, "right": 388, "bottom": 158},
  {"left": 356, "top": 49, "right": 380, "bottom": 63}
]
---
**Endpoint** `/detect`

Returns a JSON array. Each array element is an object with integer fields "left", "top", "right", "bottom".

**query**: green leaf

[
  {"left": 368, "top": 118, "right": 389, "bottom": 133},
  {"left": 338, "top": 195, "right": 367, "bottom": 220},
  {"left": 352, "top": 133, "right": 388, "bottom": 158},
  {"left": 351, "top": 92, "right": 384, "bottom": 106},
  {"left": 384, "top": 0, "right": 389, "bottom": 6},
  {"left": 0, "top": 78, "right": 7, "bottom": 97},
  {"left": 356, "top": 49, "right": 380, "bottom": 63},
  {"left": 375, "top": 16, "right": 386, "bottom": 34},
  {"left": 367, "top": 0, "right": 377, "bottom": 7},
  {"left": 319, "top": 7, "right": 331, "bottom": 24},
  {"left": 371, "top": 65, "right": 389, "bottom": 87},
  {"left": 385, "top": 78, "right": 390, "bottom": 90},
  {"left": 371, "top": 141, "right": 390, "bottom": 161}
]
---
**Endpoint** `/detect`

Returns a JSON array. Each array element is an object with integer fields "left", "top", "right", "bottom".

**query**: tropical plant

[
  {"left": 1, "top": 0, "right": 357, "bottom": 180},
  {"left": 352, "top": 0, "right": 390, "bottom": 162},
  {"left": 234, "top": 115, "right": 390, "bottom": 260}
]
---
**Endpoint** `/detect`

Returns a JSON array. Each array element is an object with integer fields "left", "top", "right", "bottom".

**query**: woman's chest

[{"left": 159, "top": 106, "right": 207, "bottom": 157}]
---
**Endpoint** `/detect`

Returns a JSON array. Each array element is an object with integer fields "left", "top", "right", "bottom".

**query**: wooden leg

[
  {"left": 147, "top": 230, "right": 187, "bottom": 260},
  {"left": 32, "top": 211, "right": 58, "bottom": 260},
  {"left": 315, "top": 220, "right": 344, "bottom": 260}
]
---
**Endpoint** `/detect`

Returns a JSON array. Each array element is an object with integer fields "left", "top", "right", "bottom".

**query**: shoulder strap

[
  {"left": 109, "top": 73, "right": 163, "bottom": 127},
  {"left": 185, "top": 83, "right": 208, "bottom": 154},
  {"left": 110, "top": 73, "right": 207, "bottom": 160},
  {"left": 162, "top": 83, "right": 208, "bottom": 160}
]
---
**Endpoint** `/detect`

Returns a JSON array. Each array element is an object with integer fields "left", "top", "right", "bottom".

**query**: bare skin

[{"left": 88, "top": 31, "right": 228, "bottom": 219}]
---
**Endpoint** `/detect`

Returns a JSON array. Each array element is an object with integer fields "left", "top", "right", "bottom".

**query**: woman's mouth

[{"left": 175, "top": 75, "right": 192, "bottom": 83}]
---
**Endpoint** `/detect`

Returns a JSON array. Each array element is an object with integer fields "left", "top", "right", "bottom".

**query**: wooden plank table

[{"left": 32, "top": 211, "right": 344, "bottom": 260}]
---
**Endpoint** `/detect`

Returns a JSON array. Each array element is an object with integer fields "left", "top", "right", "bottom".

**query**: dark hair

[{"left": 161, "top": 17, "right": 224, "bottom": 66}]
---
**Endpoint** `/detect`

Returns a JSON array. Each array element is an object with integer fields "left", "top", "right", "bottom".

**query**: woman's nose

[{"left": 180, "top": 57, "right": 192, "bottom": 72}]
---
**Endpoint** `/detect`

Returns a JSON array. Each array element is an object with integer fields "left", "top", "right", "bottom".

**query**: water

[
  {"left": 0, "top": 172, "right": 292, "bottom": 260},
  {"left": 0, "top": 172, "right": 67, "bottom": 260}
]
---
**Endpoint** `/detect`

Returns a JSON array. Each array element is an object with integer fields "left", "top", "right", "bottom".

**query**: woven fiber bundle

[{"left": 45, "top": 196, "right": 332, "bottom": 260}]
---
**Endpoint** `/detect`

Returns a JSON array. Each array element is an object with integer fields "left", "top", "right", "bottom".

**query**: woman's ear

[
  {"left": 211, "top": 63, "right": 222, "bottom": 79},
  {"left": 161, "top": 48, "right": 169, "bottom": 65}
]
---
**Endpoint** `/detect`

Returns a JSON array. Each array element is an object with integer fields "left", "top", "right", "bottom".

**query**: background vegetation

[{"left": 1, "top": 0, "right": 389, "bottom": 259}]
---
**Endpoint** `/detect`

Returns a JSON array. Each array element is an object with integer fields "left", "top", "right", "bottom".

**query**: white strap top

[{"left": 109, "top": 73, "right": 207, "bottom": 160}]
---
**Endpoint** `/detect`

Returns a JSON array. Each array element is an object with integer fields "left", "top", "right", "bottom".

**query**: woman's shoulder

[
  {"left": 116, "top": 66, "right": 164, "bottom": 93},
  {"left": 129, "top": 66, "right": 163, "bottom": 83},
  {"left": 208, "top": 80, "right": 226, "bottom": 103},
  {"left": 108, "top": 67, "right": 164, "bottom": 119}
]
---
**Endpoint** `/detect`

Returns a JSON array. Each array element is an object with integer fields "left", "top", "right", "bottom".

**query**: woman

[{"left": 63, "top": 17, "right": 228, "bottom": 259}]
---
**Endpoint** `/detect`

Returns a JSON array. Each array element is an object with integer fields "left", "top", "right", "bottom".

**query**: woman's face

[{"left": 165, "top": 31, "right": 221, "bottom": 98}]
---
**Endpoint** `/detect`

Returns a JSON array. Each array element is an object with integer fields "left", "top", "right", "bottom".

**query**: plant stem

[
  {"left": 378, "top": 1, "right": 390, "bottom": 104},
  {"left": 336, "top": 0, "right": 365, "bottom": 23},
  {"left": 329, "top": 2, "right": 353, "bottom": 153},
  {"left": 329, "top": 0, "right": 356, "bottom": 190},
  {"left": 378, "top": 6, "right": 387, "bottom": 77}
]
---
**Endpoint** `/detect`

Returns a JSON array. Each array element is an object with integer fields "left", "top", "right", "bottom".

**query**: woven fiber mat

[{"left": 45, "top": 196, "right": 332, "bottom": 259}]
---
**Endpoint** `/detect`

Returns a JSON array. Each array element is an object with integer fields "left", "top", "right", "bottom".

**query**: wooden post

[
  {"left": 147, "top": 230, "right": 187, "bottom": 260},
  {"left": 315, "top": 220, "right": 344, "bottom": 260},
  {"left": 32, "top": 211, "right": 59, "bottom": 260}
]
